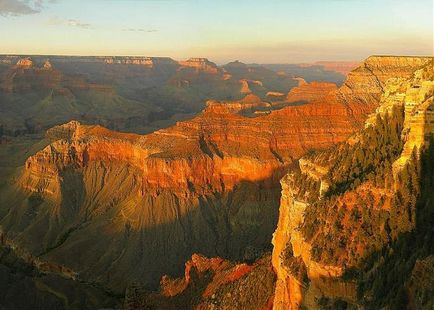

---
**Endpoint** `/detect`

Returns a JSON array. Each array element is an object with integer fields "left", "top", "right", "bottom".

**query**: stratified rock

[
  {"left": 1, "top": 55, "right": 427, "bottom": 295},
  {"left": 271, "top": 56, "right": 433, "bottom": 309},
  {"left": 178, "top": 58, "right": 220, "bottom": 74},
  {"left": 286, "top": 81, "right": 337, "bottom": 104}
]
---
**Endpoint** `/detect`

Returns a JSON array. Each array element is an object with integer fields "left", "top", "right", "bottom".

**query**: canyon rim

[{"left": 0, "top": 0, "right": 433, "bottom": 309}]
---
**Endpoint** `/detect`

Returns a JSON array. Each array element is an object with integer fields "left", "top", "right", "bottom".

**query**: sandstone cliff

[
  {"left": 286, "top": 81, "right": 337, "bottom": 104},
  {"left": 0, "top": 56, "right": 422, "bottom": 296},
  {"left": 271, "top": 56, "right": 433, "bottom": 309},
  {"left": 178, "top": 58, "right": 221, "bottom": 74}
]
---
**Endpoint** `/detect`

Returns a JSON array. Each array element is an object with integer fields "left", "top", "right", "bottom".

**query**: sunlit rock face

[
  {"left": 286, "top": 81, "right": 337, "bottom": 104},
  {"left": 178, "top": 58, "right": 221, "bottom": 74},
  {"left": 271, "top": 57, "right": 433, "bottom": 309},
  {"left": 123, "top": 254, "right": 275, "bottom": 309},
  {"left": 15, "top": 57, "right": 34, "bottom": 68},
  {"left": 0, "top": 56, "right": 417, "bottom": 294}
]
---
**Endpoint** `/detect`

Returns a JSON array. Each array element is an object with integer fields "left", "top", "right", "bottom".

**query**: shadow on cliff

[
  {"left": 0, "top": 163, "right": 288, "bottom": 295},
  {"left": 356, "top": 138, "right": 434, "bottom": 309}
]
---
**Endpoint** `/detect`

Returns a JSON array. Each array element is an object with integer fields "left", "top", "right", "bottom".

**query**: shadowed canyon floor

[{"left": 0, "top": 56, "right": 433, "bottom": 309}]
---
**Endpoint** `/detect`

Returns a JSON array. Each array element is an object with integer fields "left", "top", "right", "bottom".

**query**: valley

[{"left": 0, "top": 55, "right": 432, "bottom": 309}]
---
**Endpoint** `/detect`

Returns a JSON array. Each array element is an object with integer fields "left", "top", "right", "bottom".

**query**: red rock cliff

[{"left": 2, "top": 56, "right": 420, "bottom": 294}]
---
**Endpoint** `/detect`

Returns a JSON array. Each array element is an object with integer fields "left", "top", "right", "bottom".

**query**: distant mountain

[
  {"left": 0, "top": 55, "right": 350, "bottom": 136},
  {"left": 262, "top": 61, "right": 360, "bottom": 85}
]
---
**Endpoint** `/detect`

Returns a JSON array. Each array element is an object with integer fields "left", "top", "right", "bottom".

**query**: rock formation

[
  {"left": 271, "top": 56, "right": 433, "bottom": 309},
  {"left": 123, "top": 254, "right": 275, "bottom": 309},
  {"left": 178, "top": 58, "right": 221, "bottom": 74},
  {"left": 15, "top": 57, "right": 34, "bottom": 68},
  {"left": 286, "top": 81, "right": 337, "bottom": 104},
  {"left": 0, "top": 55, "right": 303, "bottom": 135},
  {"left": 239, "top": 79, "right": 264, "bottom": 94},
  {"left": 0, "top": 55, "right": 429, "bottom": 301}
]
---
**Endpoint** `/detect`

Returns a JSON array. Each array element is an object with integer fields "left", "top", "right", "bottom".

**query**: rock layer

[
  {"left": 286, "top": 81, "right": 337, "bottom": 104},
  {"left": 271, "top": 56, "right": 433, "bottom": 309},
  {"left": 0, "top": 56, "right": 425, "bottom": 294}
]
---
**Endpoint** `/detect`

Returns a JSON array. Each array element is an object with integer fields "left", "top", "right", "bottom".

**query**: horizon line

[{"left": 1, "top": 53, "right": 432, "bottom": 66}]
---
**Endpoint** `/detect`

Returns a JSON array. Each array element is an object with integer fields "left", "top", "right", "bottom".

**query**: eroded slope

[
  {"left": 272, "top": 57, "right": 434, "bottom": 309},
  {"left": 0, "top": 56, "right": 428, "bottom": 296}
]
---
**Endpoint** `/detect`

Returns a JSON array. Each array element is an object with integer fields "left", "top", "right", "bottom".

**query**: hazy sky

[{"left": 0, "top": 0, "right": 432, "bottom": 63}]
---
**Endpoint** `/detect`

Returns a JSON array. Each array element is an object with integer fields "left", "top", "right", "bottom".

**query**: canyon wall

[
  {"left": 271, "top": 56, "right": 433, "bottom": 309},
  {"left": 0, "top": 56, "right": 428, "bottom": 296}
]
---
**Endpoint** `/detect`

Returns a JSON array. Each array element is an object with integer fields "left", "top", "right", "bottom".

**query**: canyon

[
  {"left": 120, "top": 56, "right": 434, "bottom": 309},
  {"left": 0, "top": 55, "right": 351, "bottom": 136},
  {"left": 0, "top": 55, "right": 432, "bottom": 309},
  {"left": 272, "top": 57, "right": 434, "bottom": 309}
]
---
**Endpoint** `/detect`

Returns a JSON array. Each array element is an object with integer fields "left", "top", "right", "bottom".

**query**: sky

[{"left": 0, "top": 0, "right": 432, "bottom": 63}]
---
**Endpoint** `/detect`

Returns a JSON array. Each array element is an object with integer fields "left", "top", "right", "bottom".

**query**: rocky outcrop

[
  {"left": 267, "top": 91, "right": 285, "bottom": 97},
  {"left": 42, "top": 60, "right": 53, "bottom": 70},
  {"left": 337, "top": 56, "right": 431, "bottom": 106},
  {"left": 286, "top": 81, "right": 337, "bottom": 104},
  {"left": 16, "top": 57, "right": 34, "bottom": 68},
  {"left": 271, "top": 56, "right": 433, "bottom": 309},
  {"left": 240, "top": 79, "right": 251, "bottom": 94},
  {"left": 239, "top": 79, "right": 264, "bottom": 94},
  {"left": 1, "top": 86, "right": 368, "bottom": 293},
  {"left": 2, "top": 55, "right": 420, "bottom": 295},
  {"left": 178, "top": 58, "right": 221, "bottom": 74},
  {"left": 124, "top": 254, "right": 275, "bottom": 310}
]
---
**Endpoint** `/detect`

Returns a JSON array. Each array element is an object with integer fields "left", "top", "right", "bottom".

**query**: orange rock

[
  {"left": 286, "top": 81, "right": 337, "bottom": 103},
  {"left": 7, "top": 55, "right": 429, "bottom": 295},
  {"left": 178, "top": 58, "right": 220, "bottom": 74},
  {"left": 16, "top": 57, "right": 33, "bottom": 68}
]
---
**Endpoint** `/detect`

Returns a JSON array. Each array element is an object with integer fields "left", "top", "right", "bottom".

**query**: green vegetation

[
  {"left": 291, "top": 171, "right": 321, "bottom": 203},
  {"left": 283, "top": 243, "right": 309, "bottom": 285},
  {"left": 298, "top": 106, "right": 406, "bottom": 265},
  {"left": 325, "top": 105, "right": 404, "bottom": 195},
  {"left": 357, "top": 137, "right": 434, "bottom": 309}
]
